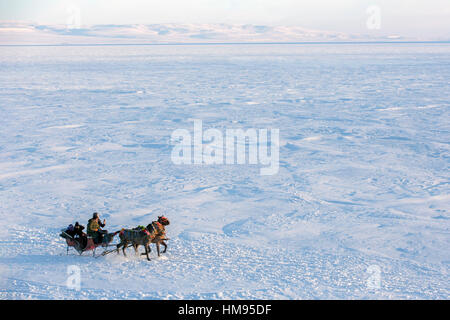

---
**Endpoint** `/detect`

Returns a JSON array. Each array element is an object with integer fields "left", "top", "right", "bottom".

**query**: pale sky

[{"left": 1, "top": 0, "right": 449, "bottom": 37}]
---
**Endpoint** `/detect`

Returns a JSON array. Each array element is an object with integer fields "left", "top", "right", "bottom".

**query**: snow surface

[{"left": 0, "top": 43, "right": 449, "bottom": 299}]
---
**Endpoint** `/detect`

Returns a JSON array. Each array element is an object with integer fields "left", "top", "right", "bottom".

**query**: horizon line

[{"left": 2, "top": 40, "right": 450, "bottom": 47}]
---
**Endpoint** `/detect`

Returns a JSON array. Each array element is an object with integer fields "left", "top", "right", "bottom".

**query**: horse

[{"left": 116, "top": 216, "right": 170, "bottom": 261}]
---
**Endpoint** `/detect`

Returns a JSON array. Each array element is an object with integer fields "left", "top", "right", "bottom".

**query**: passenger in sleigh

[{"left": 65, "top": 222, "right": 88, "bottom": 249}]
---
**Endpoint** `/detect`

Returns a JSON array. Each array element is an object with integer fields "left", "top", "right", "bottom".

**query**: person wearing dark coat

[
  {"left": 73, "top": 222, "right": 88, "bottom": 249},
  {"left": 65, "top": 222, "right": 88, "bottom": 249}
]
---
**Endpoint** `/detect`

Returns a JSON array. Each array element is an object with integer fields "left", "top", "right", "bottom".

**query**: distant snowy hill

[{"left": 0, "top": 21, "right": 411, "bottom": 45}]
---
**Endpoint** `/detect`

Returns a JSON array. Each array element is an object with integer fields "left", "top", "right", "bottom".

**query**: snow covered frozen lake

[{"left": 0, "top": 43, "right": 449, "bottom": 299}]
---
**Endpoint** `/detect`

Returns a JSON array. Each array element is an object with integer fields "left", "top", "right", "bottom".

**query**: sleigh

[{"left": 60, "top": 229, "right": 118, "bottom": 256}]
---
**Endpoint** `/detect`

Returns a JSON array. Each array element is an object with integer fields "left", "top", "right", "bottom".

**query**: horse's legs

[
  {"left": 133, "top": 244, "right": 139, "bottom": 255},
  {"left": 156, "top": 242, "right": 161, "bottom": 257},
  {"left": 145, "top": 244, "right": 151, "bottom": 261},
  {"left": 161, "top": 240, "right": 167, "bottom": 253},
  {"left": 141, "top": 243, "right": 151, "bottom": 256},
  {"left": 122, "top": 241, "right": 128, "bottom": 257},
  {"left": 116, "top": 241, "right": 123, "bottom": 254}
]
